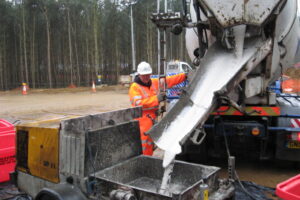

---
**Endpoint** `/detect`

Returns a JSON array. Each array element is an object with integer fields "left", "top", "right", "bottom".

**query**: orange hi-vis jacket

[{"left": 129, "top": 73, "right": 186, "bottom": 155}]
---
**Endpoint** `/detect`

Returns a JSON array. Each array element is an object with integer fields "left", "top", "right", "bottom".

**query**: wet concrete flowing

[
  {"left": 159, "top": 158, "right": 175, "bottom": 195},
  {"left": 151, "top": 38, "right": 272, "bottom": 167},
  {"left": 0, "top": 87, "right": 298, "bottom": 189}
]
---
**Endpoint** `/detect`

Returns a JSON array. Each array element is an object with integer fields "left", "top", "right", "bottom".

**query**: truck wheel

[{"left": 35, "top": 184, "right": 87, "bottom": 200}]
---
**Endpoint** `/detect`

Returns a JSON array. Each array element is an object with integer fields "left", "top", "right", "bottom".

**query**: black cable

[
  {"left": 12, "top": 120, "right": 21, "bottom": 125},
  {"left": 220, "top": 117, "right": 231, "bottom": 157},
  {"left": 193, "top": 1, "right": 205, "bottom": 58},
  {"left": 219, "top": 116, "right": 260, "bottom": 200},
  {"left": 234, "top": 171, "right": 266, "bottom": 200}
]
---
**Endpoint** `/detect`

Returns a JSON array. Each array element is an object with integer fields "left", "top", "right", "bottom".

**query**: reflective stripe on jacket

[
  {"left": 129, "top": 73, "right": 186, "bottom": 111},
  {"left": 128, "top": 73, "right": 186, "bottom": 155}
]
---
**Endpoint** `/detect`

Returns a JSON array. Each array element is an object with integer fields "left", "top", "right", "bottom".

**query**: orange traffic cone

[
  {"left": 91, "top": 81, "right": 96, "bottom": 93},
  {"left": 22, "top": 83, "right": 27, "bottom": 95}
]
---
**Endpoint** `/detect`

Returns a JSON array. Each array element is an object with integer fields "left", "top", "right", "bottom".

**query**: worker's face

[{"left": 139, "top": 74, "right": 151, "bottom": 84}]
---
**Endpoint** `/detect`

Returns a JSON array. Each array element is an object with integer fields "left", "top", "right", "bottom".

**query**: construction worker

[{"left": 129, "top": 61, "right": 187, "bottom": 155}]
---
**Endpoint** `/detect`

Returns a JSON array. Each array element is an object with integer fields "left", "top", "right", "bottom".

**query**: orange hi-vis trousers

[{"left": 137, "top": 110, "right": 157, "bottom": 155}]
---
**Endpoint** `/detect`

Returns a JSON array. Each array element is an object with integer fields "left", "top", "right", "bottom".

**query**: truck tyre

[{"left": 35, "top": 184, "right": 87, "bottom": 200}]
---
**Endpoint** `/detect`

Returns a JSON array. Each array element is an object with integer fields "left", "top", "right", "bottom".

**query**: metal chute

[
  {"left": 149, "top": 38, "right": 272, "bottom": 167},
  {"left": 149, "top": 0, "right": 299, "bottom": 167}
]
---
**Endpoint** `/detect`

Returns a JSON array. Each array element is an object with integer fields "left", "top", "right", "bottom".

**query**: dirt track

[
  {"left": 0, "top": 86, "right": 130, "bottom": 122},
  {"left": 0, "top": 86, "right": 299, "bottom": 189}
]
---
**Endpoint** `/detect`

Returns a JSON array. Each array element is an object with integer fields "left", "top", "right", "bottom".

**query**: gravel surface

[
  {"left": 0, "top": 86, "right": 298, "bottom": 189},
  {"left": 0, "top": 86, "right": 130, "bottom": 123}
]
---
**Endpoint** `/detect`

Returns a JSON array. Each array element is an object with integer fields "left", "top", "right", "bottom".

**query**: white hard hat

[{"left": 137, "top": 62, "right": 152, "bottom": 75}]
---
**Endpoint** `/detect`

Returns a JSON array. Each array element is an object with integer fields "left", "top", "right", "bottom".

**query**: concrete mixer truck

[
  {"left": 9, "top": 1, "right": 300, "bottom": 200},
  {"left": 150, "top": 0, "right": 300, "bottom": 166}
]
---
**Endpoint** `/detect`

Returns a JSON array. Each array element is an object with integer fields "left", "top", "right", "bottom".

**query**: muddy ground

[
  {"left": 0, "top": 86, "right": 130, "bottom": 122},
  {"left": 0, "top": 86, "right": 298, "bottom": 189}
]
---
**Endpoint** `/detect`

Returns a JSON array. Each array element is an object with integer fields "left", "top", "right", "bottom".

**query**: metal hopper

[
  {"left": 95, "top": 156, "right": 220, "bottom": 199},
  {"left": 15, "top": 107, "right": 234, "bottom": 199},
  {"left": 85, "top": 118, "right": 230, "bottom": 199}
]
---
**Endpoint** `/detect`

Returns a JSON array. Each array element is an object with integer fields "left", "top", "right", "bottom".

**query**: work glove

[{"left": 157, "top": 92, "right": 166, "bottom": 102}]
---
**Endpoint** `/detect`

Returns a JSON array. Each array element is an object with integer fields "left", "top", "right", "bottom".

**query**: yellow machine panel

[{"left": 16, "top": 120, "right": 61, "bottom": 183}]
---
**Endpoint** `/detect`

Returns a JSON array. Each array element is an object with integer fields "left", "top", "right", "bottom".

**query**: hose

[{"left": 219, "top": 116, "right": 262, "bottom": 200}]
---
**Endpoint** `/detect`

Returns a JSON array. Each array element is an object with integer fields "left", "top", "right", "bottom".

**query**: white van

[
  {"left": 129, "top": 60, "right": 193, "bottom": 83},
  {"left": 166, "top": 60, "right": 193, "bottom": 74}
]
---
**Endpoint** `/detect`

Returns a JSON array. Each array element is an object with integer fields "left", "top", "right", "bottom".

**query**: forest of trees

[{"left": 0, "top": 0, "right": 190, "bottom": 90}]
